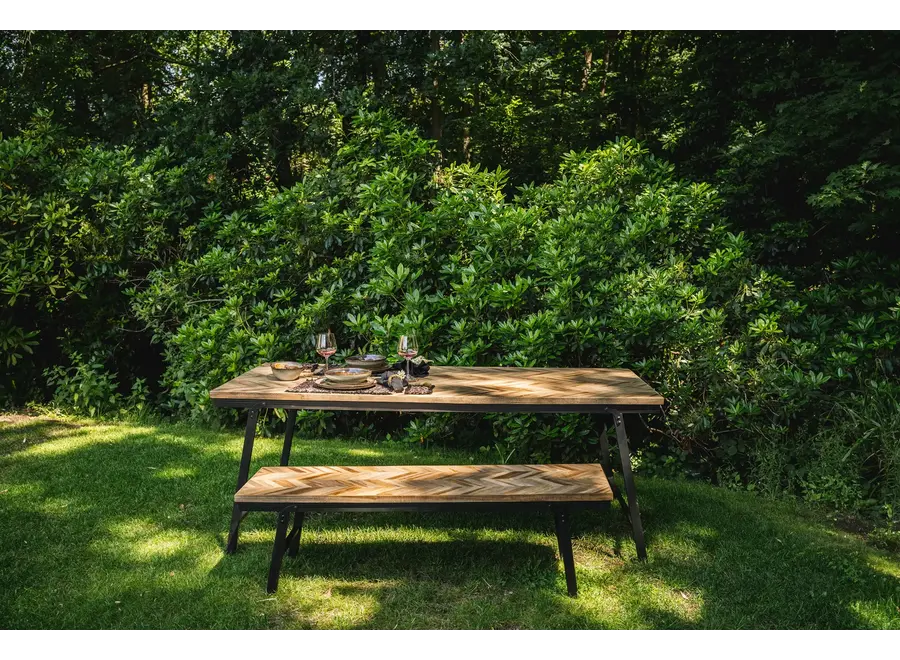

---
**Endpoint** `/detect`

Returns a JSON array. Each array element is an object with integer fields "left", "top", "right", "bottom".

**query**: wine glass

[
  {"left": 397, "top": 333, "right": 419, "bottom": 381},
  {"left": 315, "top": 331, "right": 337, "bottom": 372}
]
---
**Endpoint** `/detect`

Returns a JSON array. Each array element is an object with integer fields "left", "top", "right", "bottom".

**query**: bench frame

[
  {"left": 227, "top": 407, "right": 648, "bottom": 554},
  {"left": 226, "top": 407, "right": 648, "bottom": 598},
  {"left": 235, "top": 499, "right": 610, "bottom": 595}
]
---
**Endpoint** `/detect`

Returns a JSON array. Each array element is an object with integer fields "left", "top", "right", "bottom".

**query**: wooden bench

[{"left": 235, "top": 463, "right": 614, "bottom": 596}]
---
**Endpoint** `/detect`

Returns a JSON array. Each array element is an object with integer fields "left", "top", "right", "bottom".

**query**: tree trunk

[
  {"left": 356, "top": 30, "right": 371, "bottom": 87},
  {"left": 581, "top": 47, "right": 593, "bottom": 92},
  {"left": 371, "top": 31, "right": 388, "bottom": 95},
  {"left": 633, "top": 33, "right": 653, "bottom": 140},
  {"left": 601, "top": 30, "right": 617, "bottom": 97},
  {"left": 462, "top": 125, "right": 471, "bottom": 163},
  {"left": 273, "top": 123, "right": 294, "bottom": 190},
  {"left": 67, "top": 32, "right": 92, "bottom": 134},
  {"left": 628, "top": 31, "right": 642, "bottom": 137},
  {"left": 430, "top": 31, "right": 443, "bottom": 141},
  {"left": 453, "top": 31, "right": 470, "bottom": 160}
]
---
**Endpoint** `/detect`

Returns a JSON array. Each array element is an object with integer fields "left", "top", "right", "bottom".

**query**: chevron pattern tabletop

[
  {"left": 235, "top": 463, "right": 614, "bottom": 504},
  {"left": 210, "top": 365, "right": 664, "bottom": 412}
]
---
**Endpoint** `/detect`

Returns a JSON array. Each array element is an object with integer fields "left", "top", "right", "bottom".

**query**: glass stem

[{"left": 406, "top": 357, "right": 410, "bottom": 379}]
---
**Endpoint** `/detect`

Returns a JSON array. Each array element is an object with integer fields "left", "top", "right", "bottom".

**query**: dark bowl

[{"left": 345, "top": 355, "right": 388, "bottom": 370}]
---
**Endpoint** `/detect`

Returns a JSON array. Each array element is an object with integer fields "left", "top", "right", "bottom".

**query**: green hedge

[{"left": 3, "top": 111, "right": 900, "bottom": 514}]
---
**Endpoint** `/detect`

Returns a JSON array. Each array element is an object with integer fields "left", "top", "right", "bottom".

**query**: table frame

[{"left": 220, "top": 402, "right": 655, "bottom": 562}]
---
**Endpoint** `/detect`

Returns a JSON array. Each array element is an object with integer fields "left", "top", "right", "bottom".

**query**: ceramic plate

[{"left": 316, "top": 378, "right": 377, "bottom": 391}]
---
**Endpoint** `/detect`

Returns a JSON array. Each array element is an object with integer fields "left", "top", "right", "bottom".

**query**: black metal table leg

[
  {"left": 280, "top": 409, "right": 297, "bottom": 466},
  {"left": 267, "top": 509, "right": 292, "bottom": 593},
  {"left": 594, "top": 414, "right": 628, "bottom": 514},
  {"left": 598, "top": 424, "right": 612, "bottom": 475},
  {"left": 612, "top": 410, "right": 647, "bottom": 560},
  {"left": 286, "top": 510, "right": 305, "bottom": 557},
  {"left": 226, "top": 408, "right": 260, "bottom": 554},
  {"left": 552, "top": 505, "right": 578, "bottom": 597}
]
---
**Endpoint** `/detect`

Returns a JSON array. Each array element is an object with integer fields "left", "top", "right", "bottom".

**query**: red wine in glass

[
  {"left": 316, "top": 331, "right": 337, "bottom": 371},
  {"left": 397, "top": 333, "right": 419, "bottom": 381}
]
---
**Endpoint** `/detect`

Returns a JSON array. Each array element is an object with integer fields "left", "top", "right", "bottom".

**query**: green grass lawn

[{"left": 1, "top": 412, "right": 898, "bottom": 629}]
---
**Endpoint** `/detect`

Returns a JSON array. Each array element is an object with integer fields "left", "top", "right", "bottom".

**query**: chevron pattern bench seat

[{"left": 235, "top": 463, "right": 613, "bottom": 595}]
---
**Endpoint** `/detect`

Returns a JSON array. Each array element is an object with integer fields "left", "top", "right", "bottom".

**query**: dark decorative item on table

[
  {"left": 376, "top": 366, "right": 434, "bottom": 393},
  {"left": 387, "top": 354, "right": 432, "bottom": 378},
  {"left": 386, "top": 372, "right": 406, "bottom": 392}
]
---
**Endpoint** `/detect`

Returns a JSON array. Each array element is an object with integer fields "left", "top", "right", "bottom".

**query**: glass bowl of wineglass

[
  {"left": 315, "top": 331, "right": 337, "bottom": 372},
  {"left": 397, "top": 333, "right": 419, "bottom": 381}
]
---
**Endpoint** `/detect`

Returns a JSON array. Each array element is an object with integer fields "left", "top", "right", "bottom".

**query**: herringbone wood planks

[
  {"left": 235, "top": 464, "right": 614, "bottom": 504},
  {"left": 210, "top": 365, "right": 664, "bottom": 411}
]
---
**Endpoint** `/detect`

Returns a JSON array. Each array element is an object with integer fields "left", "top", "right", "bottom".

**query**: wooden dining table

[{"left": 210, "top": 364, "right": 665, "bottom": 560}]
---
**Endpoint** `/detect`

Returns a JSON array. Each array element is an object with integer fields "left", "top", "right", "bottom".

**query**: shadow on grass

[
  {"left": 0, "top": 416, "right": 88, "bottom": 456},
  {"left": 1, "top": 417, "right": 898, "bottom": 629}
]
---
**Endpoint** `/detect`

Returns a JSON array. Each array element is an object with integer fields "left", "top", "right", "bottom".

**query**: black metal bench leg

[
  {"left": 613, "top": 410, "right": 647, "bottom": 561},
  {"left": 267, "top": 509, "right": 292, "bottom": 593},
  {"left": 552, "top": 505, "right": 578, "bottom": 597},
  {"left": 286, "top": 510, "right": 305, "bottom": 557},
  {"left": 226, "top": 408, "right": 259, "bottom": 554},
  {"left": 280, "top": 409, "right": 297, "bottom": 466}
]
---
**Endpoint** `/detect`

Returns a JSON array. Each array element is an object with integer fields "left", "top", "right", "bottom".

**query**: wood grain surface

[
  {"left": 210, "top": 365, "right": 664, "bottom": 412},
  {"left": 235, "top": 464, "right": 614, "bottom": 504}
]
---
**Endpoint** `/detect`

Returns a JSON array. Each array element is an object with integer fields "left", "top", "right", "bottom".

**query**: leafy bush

[
  {"left": 4, "top": 107, "right": 899, "bottom": 515},
  {"left": 45, "top": 352, "right": 150, "bottom": 418},
  {"left": 128, "top": 111, "right": 900, "bottom": 513},
  {"left": 801, "top": 383, "right": 900, "bottom": 514},
  {"left": 0, "top": 110, "right": 224, "bottom": 405}
]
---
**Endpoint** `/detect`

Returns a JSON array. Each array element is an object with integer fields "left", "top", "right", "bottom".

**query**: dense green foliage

[{"left": 2, "top": 30, "right": 900, "bottom": 517}]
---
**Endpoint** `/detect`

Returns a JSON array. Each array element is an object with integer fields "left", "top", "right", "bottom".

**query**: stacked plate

[
  {"left": 344, "top": 354, "right": 389, "bottom": 373},
  {"left": 318, "top": 367, "right": 375, "bottom": 391}
]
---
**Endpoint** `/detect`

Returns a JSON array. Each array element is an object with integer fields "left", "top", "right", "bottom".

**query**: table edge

[
  {"left": 235, "top": 493, "right": 615, "bottom": 504},
  {"left": 210, "top": 396, "right": 663, "bottom": 412},
  {"left": 209, "top": 364, "right": 666, "bottom": 411}
]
